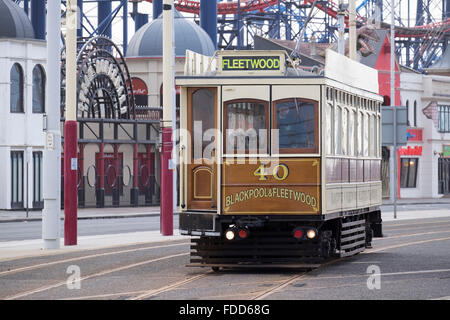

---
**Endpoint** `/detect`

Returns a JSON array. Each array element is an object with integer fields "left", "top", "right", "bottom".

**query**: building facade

[
  {"left": 0, "top": 0, "right": 47, "bottom": 210},
  {"left": 399, "top": 61, "right": 450, "bottom": 198}
]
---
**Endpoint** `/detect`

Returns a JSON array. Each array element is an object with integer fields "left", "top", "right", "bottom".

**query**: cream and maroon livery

[{"left": 176, "top": 49, "right": 384, "bottom": 268}]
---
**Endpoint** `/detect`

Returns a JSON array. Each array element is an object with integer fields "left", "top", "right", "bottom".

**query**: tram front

[{"left": 177, "top": 50, "right": 325, "bottom": 266}]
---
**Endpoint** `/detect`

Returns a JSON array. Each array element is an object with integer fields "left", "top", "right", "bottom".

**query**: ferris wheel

[{"left": 60, "top": 36, "right": 135, "bottom": 120}]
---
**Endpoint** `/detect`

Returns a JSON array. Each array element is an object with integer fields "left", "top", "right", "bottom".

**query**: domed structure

[
  {"left": 127, "top": 9, "right": 215, "bottom": 58},
  {"left": 0, "top": 0, "right": 35, "bottom": 40}
]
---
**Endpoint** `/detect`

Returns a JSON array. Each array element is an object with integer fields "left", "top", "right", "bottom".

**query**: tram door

[{"left": 187, "top": 88, "right": 217, "bottom": 210}]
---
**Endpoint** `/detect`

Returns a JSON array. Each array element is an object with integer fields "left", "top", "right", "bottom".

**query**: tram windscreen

[
  {"left": 274, "top": 99, "right": 316, "bottom": 153},
  {"left": 192, "top": 88, "right": 215, "bottom": 161},
  {"left": 225, "top": 100, "right": 268, "bottom": 154}
]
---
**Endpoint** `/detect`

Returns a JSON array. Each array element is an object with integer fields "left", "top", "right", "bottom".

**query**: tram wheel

[{"left": 211, "top": 267, "right": 220, "bottom": 272}]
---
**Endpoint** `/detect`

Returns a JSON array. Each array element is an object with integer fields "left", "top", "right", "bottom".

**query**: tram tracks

[
  {"left": 0, "top": 241, "right": 190, "bottom": 277},
  {"left": 3, "top": 252, "right": 190, "bottom": 300},
  {"left": 250, "top": 234, "right": 450, "bottom": 300},
  {"left": 2, "top": 224, "right": 450, "bottom": 300}
]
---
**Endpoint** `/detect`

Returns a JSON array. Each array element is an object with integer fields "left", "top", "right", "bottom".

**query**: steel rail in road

[
  {"left": 0, "top": 241, "right": 189, "bottom": 277},
  {"left": 250, "top": 234, "right": 450, "bottom": 300},
  {"left": 87, "top": 229, "right": 450, "bottom": 300},
  {"left": 2, "top": 222, "right": 450, "bottom": 300},
  {"left": 3, "top": 251, "right": 190, "bottom": 300}
]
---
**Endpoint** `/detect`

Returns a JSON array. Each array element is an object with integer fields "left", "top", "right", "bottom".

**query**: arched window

[
  {"left": 32, "top": 65, "right": 46, "bottom": 113},
  {"left": 342, "top": 107, "right": 348, "bottom": 155},
  {"left": 406, "top": 100, "right": 410, "bottom": 126},
  {"left": 348, "top": 110, "right": 355, "bottom": 156},
  {"left": 325, "top": 102, "right": 333, "bottom": 155},
  {"left": 413, "top": 100, "right": 417, "bottom": 127},
  {"left": 335, "top": 106, "right": 342, "bottom": 155},
  {"left": 10, "top": 63, "right": 24, "bottom": 113}
]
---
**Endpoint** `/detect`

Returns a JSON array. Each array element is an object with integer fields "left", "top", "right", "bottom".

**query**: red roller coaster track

[
  {"left": 142, "top": 0, "right": 280, "bottom": 15},
  {"left": 141, "top": 0, "right": 450, "bottom": 38}
]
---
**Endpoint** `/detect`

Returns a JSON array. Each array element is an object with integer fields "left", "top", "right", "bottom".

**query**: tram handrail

[{"left": 211, "top": 148, "right": 216, "bottom": 208}]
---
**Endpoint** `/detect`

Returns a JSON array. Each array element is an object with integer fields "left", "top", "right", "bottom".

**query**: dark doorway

[
  {"left": 33, "top": 151, "right": 43, "bottom": 208},
  {"left": 438, "top": 158, "right": 450, "bottom": 194},
  {"left": 11, "top": 151, "right": 24, "bottom": 209}
]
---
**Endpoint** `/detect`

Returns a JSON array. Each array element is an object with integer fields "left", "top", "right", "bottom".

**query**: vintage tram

[{"left": 176, "top": 49, "right": 383, "bottom": 268}]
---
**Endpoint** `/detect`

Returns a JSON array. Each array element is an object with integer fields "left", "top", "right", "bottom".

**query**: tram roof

[{"left": 177, "top": 49, "right": 381, "bottom": 97}]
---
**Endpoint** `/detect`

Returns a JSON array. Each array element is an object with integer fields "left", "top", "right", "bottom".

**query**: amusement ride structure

[{"left": 13, "top": 0, "right": 450, "bottom": 72}]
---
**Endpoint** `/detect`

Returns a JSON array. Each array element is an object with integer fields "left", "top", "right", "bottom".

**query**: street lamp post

[
  {"left": 64, "top": 0, "right": 78, "bottom": 245},
  {"left": 161, "top": 0, "right": 174, "bottom": 235},
  {"left": 391, "top": 0, "right": 398, "bottom": 219},
  {"left": 42, "top": 0, "right": 62, "bottom": 250}
]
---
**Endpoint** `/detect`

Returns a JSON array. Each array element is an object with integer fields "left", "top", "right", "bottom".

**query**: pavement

[
  {"left": 0, "top": 197, "right": 449, "bottom": 223},
  {"left": 0, "top": 206, "right": 163, "bottom": 223},
  {"left": 0, "top": 229, "right": 188, "bottom": 262},
  {"left": 0, "top": 198, "right": 449, "bottom": 262}
]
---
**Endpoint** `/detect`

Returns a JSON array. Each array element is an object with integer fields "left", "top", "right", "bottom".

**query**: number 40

[{"left": 253, "top": 164, "right": 289, "bottom": 181}]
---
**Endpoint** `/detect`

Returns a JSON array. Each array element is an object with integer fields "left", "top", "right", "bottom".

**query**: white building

[
  {"left": 399, "top": 48, "right": 450, "bottom": 198},
  {"left": 0, "top": 0, "right": 47, "bottom": 210}
]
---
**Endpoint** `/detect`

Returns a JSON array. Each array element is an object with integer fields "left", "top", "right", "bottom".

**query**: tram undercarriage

[{"left": 183, "top": 209, "right": 383, "bottom": 269}]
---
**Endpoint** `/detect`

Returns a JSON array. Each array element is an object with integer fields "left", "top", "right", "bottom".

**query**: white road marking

[
  {"left": 4, "top": 252, "right": 189, "bottom": 300},
  {"left": 375, "top": 230, "right": 450, "bottom": 240},
  {"left": 0, "top": 242, "right": 189, "bottom": 277}
]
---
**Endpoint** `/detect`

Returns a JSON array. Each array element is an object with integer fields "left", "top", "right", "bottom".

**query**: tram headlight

[
  {"left": 306, "top": 229, "right": 317, "bottom": 239},
  {"left": 225, "top": 229, "right": 235, "bottom": 241}
]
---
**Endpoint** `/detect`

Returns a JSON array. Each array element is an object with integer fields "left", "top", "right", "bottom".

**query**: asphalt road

[
  {"left": 0, "top": 203, "right": 448, "bottom": 242},
  {"left": 0, "top": 216, "right": 449, "bottom": 301}
]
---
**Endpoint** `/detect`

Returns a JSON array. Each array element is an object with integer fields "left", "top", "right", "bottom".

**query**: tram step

[{"left": 341, "top": 225, "right": 366, "bottom": 236}]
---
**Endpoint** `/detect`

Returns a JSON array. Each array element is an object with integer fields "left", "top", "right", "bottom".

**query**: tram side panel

[{"left": 323, "top": 87, "right": 383, "bottom": 240}]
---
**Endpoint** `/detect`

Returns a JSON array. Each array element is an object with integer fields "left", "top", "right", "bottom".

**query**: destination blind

[{"left": 222, "top": 56, "right": 281, "bottom": 71}]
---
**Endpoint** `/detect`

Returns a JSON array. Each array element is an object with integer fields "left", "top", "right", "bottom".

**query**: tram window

[
  {"left": 335, "top": 106, "right": 341, "bottom": 155},
  {"left": 325, "top": 103, "right": 333, "bottom": 155},
  {"left": 357, "top": 111, "right": 363, "bottom": 156},
  {"left": 225, "top": 100, "right": 268, "bottom": 154},
  {"left": 192, "top": 88, "right": 215, "bottom": 160},
  {"left": 377, "top": 116, "right": 381, "bottom": 157},
  {"left": 349, "top": 110, "right": 355, "bottom": 156},
  {"left": 273, "top": 98, "right": 317, "bottom": 154},
  {"left": 342, "top": 107, "right": 348, "bottom": 155},
  {"left": 369, "top": 115, "right": 375, "bottom": 156},
  {"left": 363, "top": 113, "right": 369, "bottom": 156}
]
